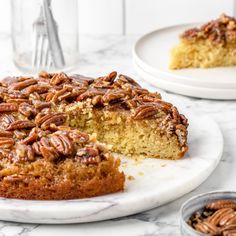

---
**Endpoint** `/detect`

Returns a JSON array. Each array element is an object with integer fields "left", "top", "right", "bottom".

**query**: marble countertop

[{"left": 0, "top": 33, "right": 235, "bottom": 236}]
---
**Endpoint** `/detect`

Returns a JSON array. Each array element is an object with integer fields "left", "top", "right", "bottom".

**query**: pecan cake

[
  {"left": 170, "top": 14, "right": 236, "bottom": 69},
  {"left": 0, "top": 71, "right": 188, "bottom": 200},
  {"left": 188, "top": 199, "right": 236, "bottom": 235}
]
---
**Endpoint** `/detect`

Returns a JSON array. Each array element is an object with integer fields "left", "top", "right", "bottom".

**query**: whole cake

[
  {"left": 170, "top": 14, "right": 236, "bottom": 69},
  {"left": 0, "top": 71, "right": 188, "bottom": 200}
]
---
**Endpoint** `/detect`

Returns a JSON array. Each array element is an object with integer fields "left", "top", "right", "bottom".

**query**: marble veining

[{"left": 0, "top": 34, "right": 233, "bottom": 235}]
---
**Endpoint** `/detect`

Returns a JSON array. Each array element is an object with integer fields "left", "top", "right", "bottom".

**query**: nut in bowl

[{"left": 180, "top": 191, "right": 236, "bottom": 236}]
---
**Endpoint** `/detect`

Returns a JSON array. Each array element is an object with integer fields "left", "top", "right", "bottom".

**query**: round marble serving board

[
  {"left": 133, "top": 23, "right": 236, "bottom": 99},
  {"left": 0, "top": 111, "right": 223, "bottom": 224}
]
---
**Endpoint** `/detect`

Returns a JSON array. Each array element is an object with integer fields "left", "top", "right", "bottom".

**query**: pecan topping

[
  {"left": 0, "top": 103, "right": 18, "bottom": 112},
  {"left": 6, "top": 120, "right": 35, "bottom": 131}
]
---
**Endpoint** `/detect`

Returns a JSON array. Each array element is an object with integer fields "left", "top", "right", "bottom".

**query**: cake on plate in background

[{"left": 170, "top": 14, "right": 236, "bottom": 69}]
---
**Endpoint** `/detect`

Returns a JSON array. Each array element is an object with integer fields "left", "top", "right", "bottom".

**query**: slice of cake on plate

[
  {"left": 170, "top": 14, "right": 236, "bottom": 69},
  {"left": 0, "top": 71, "right": 188, "bottom": 199}
]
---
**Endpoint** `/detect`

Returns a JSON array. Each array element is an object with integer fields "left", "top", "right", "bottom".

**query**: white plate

[
  {"left": 133, "top": 24, "right": 236, "bottom": 98},
  {"left": 0, "top": 111, "right": 223, "bottom": 224},
  {"left": 134, "top": 61, "right": 236, "bottom": 100}
]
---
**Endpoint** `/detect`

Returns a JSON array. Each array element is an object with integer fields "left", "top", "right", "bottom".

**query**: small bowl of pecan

[{"left": 180, "top": 191, "right": 236, "bottom": 236}]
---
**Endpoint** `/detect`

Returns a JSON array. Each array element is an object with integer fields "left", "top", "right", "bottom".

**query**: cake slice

[
  {"left": 0, "top": 71, "right": 188, "bottom": 200},
  {"left": 170, "top": 14, "right": 236, "bottom": 69},
  {"left": 0, "top": 125, "right": 124, "bottom": 200}
]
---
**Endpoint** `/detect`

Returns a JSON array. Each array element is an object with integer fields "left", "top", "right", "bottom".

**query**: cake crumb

[
  {"left": 128, "top": 175, "right": 135, "bottom": 181},
  {"left": 160, "top": 163, "right": 167, "bottom": 167},
  {"left": 138, "top": 171, "right": 144, "bottom": 176}
]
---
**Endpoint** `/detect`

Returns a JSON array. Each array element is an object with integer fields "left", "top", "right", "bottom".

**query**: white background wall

[{"left": 0, "top": 0, "right": 235, "bottom": 35}]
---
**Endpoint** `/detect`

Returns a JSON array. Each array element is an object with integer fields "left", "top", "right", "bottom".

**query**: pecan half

[
  {"left": 50, "top": 134, "right": 74, "bottom": 156},
  {"left": 132, "top": 105, "right": 159, "bottom": 120},
  {"left": 91, "top": 95, "right": 103, "bottom": 106},
  {"left": 40, "top": 146, "right": 59, "bottom": 161},
  {"left": 76, "top": 147, "right": 101, "bottom": 165},
  {"left": 13, "top": 143, "right": 35, "bottom": 162},
  {"left": 23, "top": 84, "right": 50, "bottom": 95},
  {"left": 36, "top": 113, "right": 67, "bottom": 130},
  {"left": 71, "top": 74, "right": 94, "bottom": 85},
  {"left": 6, "top": 91, "right": 28, "bottom": 99},
  {"left": 50, "top": 87, "right": 72, "bottom": 103},
  {"left": 208, "top": 208, "right": 234, "bottom": 225},
  {"left": 0, "top": 103, "right": 18, "bottom": 112},
  {"left": 6, "top": 120, "right": 35, "bottom": 131},
  {"left": 102, "top": 89, "right": 128, "bottom": 103},
  {"left": 14, "top": 130, "right": 27, "bottom": 139},
  {"left": 71, "top": 132, "right": 89, "bottom": 144},
  {"left": 6, "top": 98, "right": 30, "bottom": 104},
  {"left": 50, "top": 73, "right": 70, "bottom": 85},
  {"left": 18, "top": 103, "right": 36, "bottom": 118},
  {"left": 103, "top": 71, "right": 117, "bottom": 83},
  {"left": 116, "top": 74, "right": 141, "bottom": 88},
  {"left": 32, "top": 136, "right": 51, "bottom": 155},
  {"left": 77, "top": 88, "right": 107, "bottom": 101},
  {"left": 8, "top": 78, "right": 37, "bottom": 91},
  {"left": 223, "top": 224, "right": 236, "bottom": 234},
  {"left": 34, "top": 101, "right": 52, "bottom": 111},
  {"left": 22, "top": 128, "right": 38, "bottom": 144},
  {"left": 194, "top": 221, "right": 219, "bottom": 235},
  {"left": 0, "top": 131, "right": 13, "bottom": 138},
  {"left": 207, "top": 200, "right": 236, "bottom": 210},
  {"left": 0, "top": 114, "right": 15, "bottom": 130},
  {"left": 0, "top": 137, "right": 15, "bottom": 148},
  {"left": 3, "top": 174, "right": 27, "bottom": 183}
]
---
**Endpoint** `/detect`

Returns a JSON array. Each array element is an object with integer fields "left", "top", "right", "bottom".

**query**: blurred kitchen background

[{"left": 0, "top": 0, "right": 234, "bottom": 35}]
